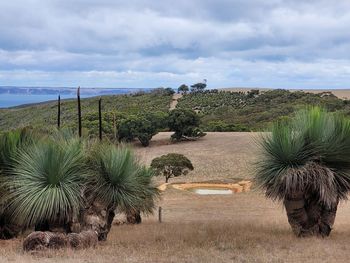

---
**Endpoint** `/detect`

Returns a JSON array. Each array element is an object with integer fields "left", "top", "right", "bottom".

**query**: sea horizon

[{"left": 0, "top": 87, "right": 151, "bottom": 108}]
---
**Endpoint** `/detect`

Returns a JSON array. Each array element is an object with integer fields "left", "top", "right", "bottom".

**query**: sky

[{"left": 1, "top": 0, "right": 350, "bottom": 89}]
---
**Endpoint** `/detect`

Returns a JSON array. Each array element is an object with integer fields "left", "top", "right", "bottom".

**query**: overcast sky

[{"left": 1, "top": 0, "right": 350, "bottom": 89}]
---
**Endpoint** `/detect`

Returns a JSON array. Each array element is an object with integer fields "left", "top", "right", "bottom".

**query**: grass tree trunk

[
  {"left": 284, "top": 191, "right": 338, "bottom": 237},
  {"left": 126, "top": 209, "right": 142, "bottom": 224},
  {"left": 79, "top": 200, "right": 116, "bottom": 241},
  {"left": 23, "top": 230, "right": 98, "bottom": 251},
  {"left": 0, "top": 216, "right": 22, "bottom": 240},
  {"left": 23, "top": 201, "right": 116, "bottom": 251},
  {"left": 23, "top": 197, "right": 118, "bottom": 251}
]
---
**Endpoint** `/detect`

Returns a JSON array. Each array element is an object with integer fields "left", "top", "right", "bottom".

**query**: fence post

[
  {"left": 158, "top": 206, "right": 162, "bottom": 223},
  {"left": 98, "top": 97, "right": 102, "bottom": 141},
  {"left": 77, "top": 87, "right": 82, "bottom": 137},
  {"left": 57, "top": 95, "right": 61, "bottom": 129}
]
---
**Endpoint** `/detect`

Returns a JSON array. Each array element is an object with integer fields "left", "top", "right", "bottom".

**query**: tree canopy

[
  {"left": 178, "top": 84, "right": 189, "bottom": 94},
  {"left": 168, "top": 109, "right": 205, "bottom": 141},
  {"left": 150, "top": 153, "right": 194, "bottom": 183},
  {"left": 190, "top": 82, "right": 207, "bottom": 93}
]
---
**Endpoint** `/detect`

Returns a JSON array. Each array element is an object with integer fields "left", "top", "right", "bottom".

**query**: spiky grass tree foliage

[
  {"left": 4, "top": 137, "right": 87, "bottom": 230},
  {"left": 0, "top": 129, "right": 33, "bottom": 239},
  {"left": 255, "top": 107, "right": 350, "bottom": 237},
  {"left": 123, "top": 166, "right": 158, "bottom": 224},
  {"left": 83, "top": 144, "right": 159, "bottom": 239},
  {"left": 88, "top": 144, "right": 159, "bottom": 211},
  {"left": 0, "top": 129, "right": 33, "bottom": 172}
]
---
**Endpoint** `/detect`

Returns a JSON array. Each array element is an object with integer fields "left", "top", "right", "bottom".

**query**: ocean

[{"left": 0, "top": 87, "right": 147, "bottom": 108}]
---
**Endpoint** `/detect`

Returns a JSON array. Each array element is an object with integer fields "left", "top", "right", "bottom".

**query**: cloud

[{"left": 0, "top": 0, "right": 350, "bottom": 88}]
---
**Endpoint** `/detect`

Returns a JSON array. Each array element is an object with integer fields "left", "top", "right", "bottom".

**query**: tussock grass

[{"left": 2, "top": 191, "right": 350, "bottom": 262}]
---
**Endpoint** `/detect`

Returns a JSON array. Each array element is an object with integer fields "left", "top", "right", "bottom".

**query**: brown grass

[
  {"left": 3, "top": 132, "right": 350, "bottom": 262},
  {"left": 135, "top": 132, "right": 258, "bottom": 183}
]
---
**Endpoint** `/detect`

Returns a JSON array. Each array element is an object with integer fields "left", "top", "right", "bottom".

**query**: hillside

[
  {"left": 0, "top": 92, "right": 173, "bottom": 131},
  {"left": 1, "top": 88, "right": 350, "bottom": 133},
  {"left": 176, "top": 89, "right": 350, "bottom": 131},
  {"left": 222, "top": 87, "right": 350, "bottom": 100}
]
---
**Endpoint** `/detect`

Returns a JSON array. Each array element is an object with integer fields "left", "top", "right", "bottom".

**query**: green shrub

[{"left": 168, "top": 109, "right": 205, "bottom": 140}]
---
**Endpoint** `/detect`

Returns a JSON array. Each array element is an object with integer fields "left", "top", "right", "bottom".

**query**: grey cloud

[{"left": 0, "top": 0, "right": 350, "bottom": 88}]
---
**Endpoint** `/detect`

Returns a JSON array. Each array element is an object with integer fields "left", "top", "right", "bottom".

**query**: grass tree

[
  {"left": 83, "top": 143, "right": 159, "bottom": 239},
  {"left": 4, "top": 136, "right": 86, "bottom": 231},
  {"left": 255, "top": 107, "right": 350, "bottom": 237},
  {"left": 119, "top": 166, "right": 158, "bottom": 224},
  {"left": 0, "top": 129, "right": 159, "bottom": 249},
  {"left": 0, "top": 129, "right": 34, "bottom": 239}
]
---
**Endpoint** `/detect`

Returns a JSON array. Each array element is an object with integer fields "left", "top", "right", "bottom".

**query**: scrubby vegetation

[
  {"left": 0, "top": 91, "right": 173, "bottom": 132},
  {"left": 117, "top": 112, "right": 168, "bottom": 146},
  {"left": 2, "top": 89, "right": 350, "bottom": 137},
  {"left": 176, "top": 89, "right": 350, "bottom": 131},
  {"left": 255, "top": 107, "right": 350, "bottom": 237}
]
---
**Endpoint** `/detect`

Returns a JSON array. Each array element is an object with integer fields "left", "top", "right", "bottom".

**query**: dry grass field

[{"left": 2, "top": 132, "right": 350, "bottom": 263}]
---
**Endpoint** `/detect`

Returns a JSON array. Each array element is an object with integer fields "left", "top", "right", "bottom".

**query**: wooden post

[
  {"left": 158, "top": 206, "right": 162, "bottom": 223},
  {"left": 113, "top": 112, "right": 117, "bottom": 141},
  {"left": 57, "top": 95, "right": 61, "bottom": 129},
  {"left": 77, "top": 87, "right": 82, "bottom": 138},
  {"left": 98, "top": 97, "right": 102, "bottom": 141}
]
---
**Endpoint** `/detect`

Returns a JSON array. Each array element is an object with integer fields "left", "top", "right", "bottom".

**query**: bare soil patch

[{"left": 169, "top": 93, "right": 182, "bottom": 110}]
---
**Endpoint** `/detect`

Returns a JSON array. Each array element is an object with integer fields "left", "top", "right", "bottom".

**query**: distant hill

[
  {"left": 221, "top": 87, "right": 350, "bottom": 100},
  {"left": 0, "top": 91, "right": 172, "bottom": 132},
  {"left": 1, "top": 88, "right": 350, "bottom": 134},
  {"left": 176, "top": 88, "right": 350, "bottom": 131},
  {"left": 0, "top": 86, "right": 145, "bottom": 96}
]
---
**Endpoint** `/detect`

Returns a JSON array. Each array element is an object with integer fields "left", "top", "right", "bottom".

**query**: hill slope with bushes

[
  {"left": 176, "top": 89, "right": 350, "bottom": 131},
  {"left": 0, "top": 91, "right": 173, "bottom": 132},
  {"left": 1, "top": 88, "right": 350, "bottom": 134}
]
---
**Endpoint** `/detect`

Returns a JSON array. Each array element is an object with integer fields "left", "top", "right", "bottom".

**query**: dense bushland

[
  {"left": 176, "top": 89, "right": 350, "bottom": 131},
  {"left": 0, "top": 91, "right": 173, "bottom": 132},
  {"left": 2, "top": 89, "right": 350, "bottom": 136}
]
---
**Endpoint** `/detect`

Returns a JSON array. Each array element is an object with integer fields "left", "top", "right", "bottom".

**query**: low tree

[
  {"left": 151, "top": 153, "right": 194, "bottom": 183},
  {"left": 255, "top": 107, "right": 350, "bottom": 237},
  {"left": 190, "top": 82, "right": 207, "bottom": 93},
  {"left": 118, "top": 115, "right": 157, "bottom": 147},
  {"left": 178, "top": 84, "right": 189, "bottom": 94},
  {"left": 151, "top": 87, "right": 175, "bottom": 96},
  {"left": 168, "top": 109, "right": 206, "bottom": 141},
  {"left": 145, "top": 111, "right": 169, "bottom": 131},
  {"left": 247, "top": 89, "right": 259, "bottom": 98}
]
